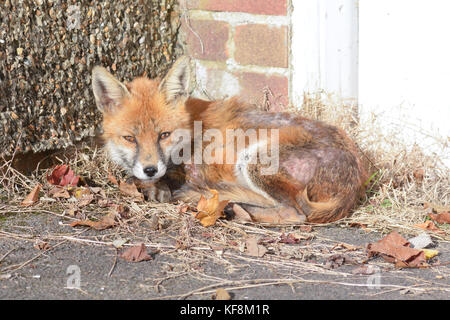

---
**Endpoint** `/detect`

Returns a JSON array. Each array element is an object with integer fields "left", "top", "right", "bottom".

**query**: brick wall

[{"left": 181, "top": 0, "right": 291, "bottom": 111}]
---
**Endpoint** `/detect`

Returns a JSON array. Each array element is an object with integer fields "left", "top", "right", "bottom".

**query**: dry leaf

[
  {"left": 70, "top": 213, "right": 117, "bottom": 230},
  {"left": 351, "top": 265, "right": 377, "bottom": 275},
  {"left": 413, "top": 220, "right": 445, "bottom": 234},
  {"left": 119, "top": 180, "right": 144, "bottom": 201},
  {"left": 279, "top": 233, "right": 301, "bottom": 244},
  {"left": 108, "top": 171, "right": 119, "bottom": 185},
  {"left": 412, "top": 169, "right": 424, "bottom": 182},
  {"left": 421, "top": 249, "right": 439, "bottom": 260},
  {"left": 46, "top": 164, "right": 79, "bottom": 187},
  {"left": 33, "top": 239, "right": 50, "bottom": 251},
  {"left": 332, "top": 243, "right": 361, "bottom": 251},
  {"left": 423, "top": 202, "right": 450, "bottom": 213},
  {"left": 21, "top": 184, "right": 41, "bottom": 206},
  {"left": 323, "top": 254, "right": 347, "bottom": 269},
  {"left": 299, "top": 225, "right": 313, "bottom": 232},
  {"left": 77, "top": 194, "right": 94, "bottom": 207},
  {"left": 349, "top": 222, "right": 369, "bottom": 231},
  {"left": 215, "top": 288, "right": 231, "bottom": 300},
  {"left": 89, "top": 187, "right": 103, "bottom": 194},
  {"left": 178, "top": 204, "right": 190, "bottom": 214},
  {"left": 195, "top": 189, "right": 229, "bottom": 227},
  {"left": 246, "top": 236, "right": 267, "bottom": 257},
  {"left": 367, "top": 231, "right": 426, "bottom": 268},
  {"left": 120, "top": 243, "right": 152, "bottom": 262},
  {"left": 73, "top": 187, "right": 91, "bottom": 199},
  {"left": 114, "top": 204, "right": 131, "bottom": 220},
  {"left": 428, "top": 212, "right": 450, "bottom": 224},
  {"left": 48, "top": 186, "right": 71, "bottom": 199}
]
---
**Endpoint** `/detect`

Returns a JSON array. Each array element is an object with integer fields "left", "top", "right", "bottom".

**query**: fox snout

[
  {"left": 132, "top": 160, "right": 167, "bottom": 181},
  {"left": 143, "top": 166, "right": 158, "bottom": 177}
]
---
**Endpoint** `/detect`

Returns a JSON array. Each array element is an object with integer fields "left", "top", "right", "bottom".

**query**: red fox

[{"left": 92, "top": 56, "right": 367, "bottom": 224}]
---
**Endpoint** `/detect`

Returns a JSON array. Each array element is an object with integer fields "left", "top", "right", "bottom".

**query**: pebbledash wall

[{"left": 180, "top": 0, "right": 293, "bottom": 111}]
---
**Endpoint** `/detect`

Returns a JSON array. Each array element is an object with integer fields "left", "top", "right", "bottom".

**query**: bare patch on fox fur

[{"left": 282, "top": 156, "right": 317, "bottom": 184}]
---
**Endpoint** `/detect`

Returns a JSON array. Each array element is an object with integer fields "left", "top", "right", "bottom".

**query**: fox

[{"left": 92, "top": 56, "right": 367, "bottom": 224}]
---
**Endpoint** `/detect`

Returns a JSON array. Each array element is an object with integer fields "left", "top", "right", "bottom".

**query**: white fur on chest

[{"left": 234, "top": 141, "right": 276, "bottom": 204}]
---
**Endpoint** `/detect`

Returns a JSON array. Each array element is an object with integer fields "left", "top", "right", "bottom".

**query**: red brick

[
  {"left": 188, "top": 0, "right": 287, "bottom": 16},
  {"left": 182, "top": 19, "right": 229, "bottom": 61},
  {"left": 234, "top": 24, "right": 288, "bottom": 68},
  {"left": 237, "top": 72, "right": 289, "bottom": 110}
]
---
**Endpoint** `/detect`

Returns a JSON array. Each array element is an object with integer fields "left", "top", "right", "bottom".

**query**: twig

[
  {"left": 1, "top": 240, "right": 67, "bottom": 273},
  {"left": 0, "top": 248, "right": 15, "bottom": 264},
  {"left": 108, "top": 248, "right": 118, "bottom": 277}
]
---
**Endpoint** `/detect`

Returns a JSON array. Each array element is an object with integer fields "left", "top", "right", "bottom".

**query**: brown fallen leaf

[
  {"left": 113, "top": 204, "right": 131, "bottom": 220},
  {"left": 214, "top": 288, "right": 231, "bottom": 300},
  {"left": 413, "top": 220, "right": 445, "bottom": 235},
  {"left": 299, "top": 225, "right": 313, "bottom": 232},
  {"left": 428, "top": 212, "right": 450, "bottom": 224},
  {"left": 47, "top": 164, "right": 79, "bottom": 187},
  {"left": 351, "top": 265, "right": 377, "bottom": 275},
  {"left": 77, "top": 194, "right": 94, "bottom": 207},
  {"left": 120, "top": 243, "right": 152, "bottom": 262},
  {"left": 323, "top": 254, "right": 347, "bottom": 269},
  {"left": 367, "top": 231, "right": 426, "bottom": 268},
  {"left": 246, "top": 236, "right": 267, "bottom": 257},
  {"left": 33, "top": 240, "right": 51, "bottom": 251},
  {"left": 21, "top": 184, "right": 41, "bottom": 206},
  {"left": 178, "top": 204, "right": 190, "bottom": 214},
  {"left": 70, "top": 213, "right": 117, "bottom": 230},
  {"left": 412, "top": 169, "right": 424, "bottom": 182},
  {"left": 119, "top": 180, "right": 144, "bottom": 201},
  {"left": 423, "top": 202, "right": 450, "bottom": 213},
  {"left": 279, "top": 233, "right": 301, "bottom": 244},
  {"left": 108, "top": 171, "right": 119, "bottom": 185},
  {"left": 195, "top": 189, "right": 229, "bottom": 227},
  {"left": 332, "top": 243, "right": 361, "bottom": 251},
  {"left": 48, "top": 186, "right": 71, "bottom": 199}
]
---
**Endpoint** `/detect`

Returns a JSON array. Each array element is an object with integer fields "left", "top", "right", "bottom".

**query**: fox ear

[
  {"left": 92, "top": 66, "right": 130, "bottom": 113},
  {"left": 159, "top": 56, "right": 192, "bottom": 105}
]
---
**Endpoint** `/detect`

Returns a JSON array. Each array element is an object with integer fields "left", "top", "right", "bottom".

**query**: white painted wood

[
  {"left": 291, "top": 0, "right": 358, "bottom": 106},
  {"left": 359, "top": 0, "right": 450, "bottom": 166},
  {"left": 291, "top": 0, "right": 321, "bottom": 105}
]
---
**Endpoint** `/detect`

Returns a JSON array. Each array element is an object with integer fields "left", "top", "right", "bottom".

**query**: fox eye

[
  {"left": 160, "top": 132, "right": 171, "bottom": 140},
  {"left": 123, "top": 135, "right": 136, "bottom": 143}
]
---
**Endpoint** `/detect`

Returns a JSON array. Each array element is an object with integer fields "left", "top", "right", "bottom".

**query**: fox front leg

[{"left": 232, "top": 203, "right": 306, "bottom": 224}]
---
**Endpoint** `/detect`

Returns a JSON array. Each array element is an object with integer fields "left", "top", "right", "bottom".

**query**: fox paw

[
  {"left": 128, "top": 177, "right": 172, "bottom": 203},
  {"left": 143, "top": 182, "right": 172, "bottom": 203}
]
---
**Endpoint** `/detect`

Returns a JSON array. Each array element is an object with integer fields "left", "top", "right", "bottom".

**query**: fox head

[{"left": 92, "top": 56, "right": 192, "bottom": 182}]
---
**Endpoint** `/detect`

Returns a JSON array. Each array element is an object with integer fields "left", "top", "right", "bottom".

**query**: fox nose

[{"left": 143, "top": 166, "right": 158, "bottom": 178}]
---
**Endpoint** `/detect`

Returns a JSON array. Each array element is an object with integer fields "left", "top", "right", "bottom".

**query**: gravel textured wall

[{"left": 0, "top": 0, "right": 181, "bottom": 157}]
